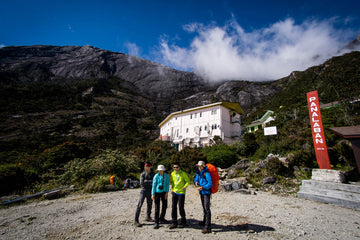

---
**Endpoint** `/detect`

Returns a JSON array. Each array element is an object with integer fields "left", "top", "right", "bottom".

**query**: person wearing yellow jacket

[{"left": 169, "top": 163, "right": 190, "bottom": 229}]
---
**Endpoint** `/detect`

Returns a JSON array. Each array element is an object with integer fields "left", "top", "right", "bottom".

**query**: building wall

[{"left": 160, "top": 104, "right": 241, "bottom": 149}]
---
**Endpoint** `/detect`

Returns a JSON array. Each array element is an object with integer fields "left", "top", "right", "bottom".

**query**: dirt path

[{"left": 1, "top": 186, "right": 359, "bottom": 239}]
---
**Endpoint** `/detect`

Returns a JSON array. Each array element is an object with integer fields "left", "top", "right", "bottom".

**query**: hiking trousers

[
  {"left": 200, "top": 194, "right": 211, "bottom": 229},
  {"left": 135, "top": 190, "right": 152, "bottom": 221},
  {"left": 171, "top": 193, "right": 186, "bottom": 225},
  {"left": 154, "top": 192, "right": 167, "bottom": 224}
]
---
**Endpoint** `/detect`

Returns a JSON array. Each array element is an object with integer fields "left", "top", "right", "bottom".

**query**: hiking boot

[
  {"left": 178, "top": 223, "right": 186, "bottom": 228},
  {"left": 169, "top": 224, "right": 177, "bottom": 229},
  {"left": 159, "top": 218, "right": 168, "bottom": 224},
  {"left": 154, "top": 223, "right": 160, "bottom": 229},
  {"left": 145, "top": 216, "right": 154, "bottom": 222},
  {"left": 202, "top": 228, "right": 212, "bottom": 234},
  {"left": 134, "top": 221, "right": 142, "bottom": 227},
  {"left": 198, "top": 221, "right": 205, "bottom": 226}
]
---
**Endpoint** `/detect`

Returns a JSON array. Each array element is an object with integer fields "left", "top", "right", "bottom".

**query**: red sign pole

[{"left": 307, "top": 91, "right": 331, "bottom": 169}]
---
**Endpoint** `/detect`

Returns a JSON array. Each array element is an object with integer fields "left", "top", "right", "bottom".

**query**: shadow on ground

[
  {"left": 187, "top": 219, "right": 275, "bottom": 233},
  {"left": 140, "top": 218, "right": 275, "bottom": 234}
]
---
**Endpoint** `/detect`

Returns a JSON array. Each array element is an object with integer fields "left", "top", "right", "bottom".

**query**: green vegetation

[{"left": 1, "top": 52, "right": 360, "bottom": 197}]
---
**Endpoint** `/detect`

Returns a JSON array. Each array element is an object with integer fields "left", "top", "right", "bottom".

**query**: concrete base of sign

[
  {"left": 298, "top": 169, "right": 360, "bottom": 210},
  {"left": 311, "top": 169, "right": 346, "bottom": 183}
]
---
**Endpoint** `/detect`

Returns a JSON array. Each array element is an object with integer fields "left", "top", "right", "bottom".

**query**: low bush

[
  {"left": 202, "top": 144, "right": 239, "bottom": 169},
  {"left": 60, "top": 149, "right": 140, "bottom": 186}
]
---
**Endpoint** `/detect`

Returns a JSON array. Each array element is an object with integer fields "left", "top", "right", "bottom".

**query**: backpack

[{"left": 206, "top": 163, "right": 219, "bottom": 194}]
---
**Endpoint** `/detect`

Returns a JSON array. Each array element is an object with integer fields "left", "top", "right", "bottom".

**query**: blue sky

[{"left": 1, "top": 0, "right": 360, "bottom": 81}]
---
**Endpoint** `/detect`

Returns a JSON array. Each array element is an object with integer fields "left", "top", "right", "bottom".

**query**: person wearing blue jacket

[
  {"left": 194, "top": 161, "right": 213, "bottom": 234},
  {"left": 151, "top": 165, "right": 170, "bottom": 229}
]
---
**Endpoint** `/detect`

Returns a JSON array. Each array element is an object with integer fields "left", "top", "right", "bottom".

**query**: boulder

[
  {"left": 256, "top": 160, "right": 267, "bottom": 169},
  {"left": 227, "top": 169, "right": 237, "bottom": 179},
  {"left": 228, "top": 158, "right": 249, "bottom": 171},
  {"left": 220, "top": 183, "right": 232, "bottom": 192},
  {"left": 261, "top": 176, "right": 277, "bottom": 185}
]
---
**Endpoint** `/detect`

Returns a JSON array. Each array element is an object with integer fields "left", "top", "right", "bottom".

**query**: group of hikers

[{"left": 134, "top": 161, "right": 213, "bottom": 234}]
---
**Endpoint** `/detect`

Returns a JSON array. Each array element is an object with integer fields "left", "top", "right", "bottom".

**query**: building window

[
  {"left": 204, "top": 125, "right": 208, "bottom": 131},
  {"left": 190, "top": 114, "right": 192, "bottom": 119},
  {"left": 195, "top": 113, "right": 197, "bottom": 118},
  {"left": 200, "top": 112, "right": 202, "bottom": 117},
  {"left": 212, "top": 124, "right": 217, "bottom": 130},
  {"left": 211, "top": 109, "right": 217, "bottom": 115},
  {"left": 186, "top": 128, "right": 189, "bottom": 133}
]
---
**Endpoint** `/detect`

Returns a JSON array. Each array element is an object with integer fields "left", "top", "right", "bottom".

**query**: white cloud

[
  {"left": 125, "top": 42, "right": 141, "bottom": 57},
  {"left": 158, "top": 17, "right": 357, "bottom": 82},
  {"left": 0, "top": 44, "right": 5, "bottom": 48}
]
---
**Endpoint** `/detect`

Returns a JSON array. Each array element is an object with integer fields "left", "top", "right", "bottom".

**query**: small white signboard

[{"left": 264, "top": 126, "right": 277, "bottom": 136}]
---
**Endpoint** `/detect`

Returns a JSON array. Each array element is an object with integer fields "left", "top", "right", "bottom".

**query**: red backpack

[{"left": 206, "top": 163, "right": 219, "bottom": 194}]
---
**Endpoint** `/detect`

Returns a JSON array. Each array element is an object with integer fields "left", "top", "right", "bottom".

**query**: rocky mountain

[
  {"left": 0, "top": 45, "right": 206, "bottom": 100},
  {"left": 0, "top": 45, "right": 284, "bottom": 112},
  {"left": 344, "top": 34, "right": 360, "bottom": 50},
  {"left": 1, "top": 44, "right": 359, "bottom": 155}
]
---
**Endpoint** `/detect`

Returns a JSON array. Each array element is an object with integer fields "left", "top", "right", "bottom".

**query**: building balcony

[{"left": 231, "top": 116, "right": 241, "bottom": 123}]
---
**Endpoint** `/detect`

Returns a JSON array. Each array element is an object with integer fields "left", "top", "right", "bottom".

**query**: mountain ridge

[{"left": 0, "top": 45, "right": 206, "bottom": 100}]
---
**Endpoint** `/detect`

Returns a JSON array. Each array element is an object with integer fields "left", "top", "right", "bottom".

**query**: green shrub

[
  {"left": 289, "top": 149, "right": 317, "bottom": 168},
  {"left": 202, "top": 144, "right": 238, "bottom": 169},
  {"left": 242, "top": 133, "right": 259, "bottom": 156},
  {"left": 168, "top": 147, "right": 207, "bottom": 174},
  {"left": 60, "top": 149, "right": 140, "bottom": 186},
  {"left": 83, "top": 176, "right": 109, "bottom": 193},
  {"left": 39, "top": 142, "right": 90, "bottom": 172},
  {"left": 331, "top": 140, "right": 356, "bottom": 169},
  {"left": 266, "top": 157, "right": 289, "bottom": 176}
]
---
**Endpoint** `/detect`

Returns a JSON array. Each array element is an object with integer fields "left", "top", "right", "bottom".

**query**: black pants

[
  {"left": 135, "top": 190, "right": 152, "bottom": 222},
  {"left": 200, "top": 194, "right": 211, "bottom": 229},
  {"left": 171, "top": 193, "right": 186, "bottom": 225},
  {"left": 154, "top": 192, "right": 167, "bottom": 224}
]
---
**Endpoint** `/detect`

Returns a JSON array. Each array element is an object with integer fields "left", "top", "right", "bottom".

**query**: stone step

[
  {"left": 300, "top": 180, "right": 360, "bottom": 193},
  {"left": 297, "top": 191, "right": 360, "bottom": 210},
  {"left": 299, "top": 185, "right": 360, "bottom": 202},
  {"left": 298, "top": 180, "right": 360, "bottom": 210}
]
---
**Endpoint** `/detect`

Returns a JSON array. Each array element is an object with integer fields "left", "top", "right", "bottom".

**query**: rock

[
  {"left": 261, "top": 176, "right": 277, "bottom": 185},
  {"left": 311, "top": 169, "right": 346, "bottom": 183},
  {"left": 214, "top": 81, "right": 281, "bottom": 111},
  {"left": 227, "top": 169, "right": 236, "bottom": 178},
  {"left": 220, "top": 183, "right": 232, "bottom": 191},
  {"left": 228, "top": 158, "right": 249, "bottom": 171},
  {"left": 43, "top": 190, "right": 63, "bottom": 200},
  {"left": 256, "top": 160, "right": 267, "bottom": 169},
  {"left": 231, "top": 182, "right": 240, "bottom": 190},
  {"left": 105, "top": 185, "right": 118, "bottom": 191},
  {"left": 218, "top": 167, "right": 227, "bottom": 180},
  {"left": 0, "top": 45, "right": 206, "bottom": 101},
  {"left": 234, "top": 189, "right": 251, "bottom": 195}
]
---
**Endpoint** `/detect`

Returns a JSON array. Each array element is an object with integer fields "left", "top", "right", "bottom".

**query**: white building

[
  {"left": 158, "top": 102, "right": 244, "bottom": 150},
  {"left": 245, "top": 110, "right": 275, "bottom": 133}
]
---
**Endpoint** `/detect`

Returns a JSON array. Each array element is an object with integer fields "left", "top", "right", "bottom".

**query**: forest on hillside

[{"left": 1, "top": 52, "right": 360, "bottom": 197}]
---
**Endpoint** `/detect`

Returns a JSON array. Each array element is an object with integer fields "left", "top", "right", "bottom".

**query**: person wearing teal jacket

[
  {"left": 169, "top": 163, "right": 190, "bottom": 229},
  {"left": 151, "top": 165, "right": 170, "bottom": 229}
]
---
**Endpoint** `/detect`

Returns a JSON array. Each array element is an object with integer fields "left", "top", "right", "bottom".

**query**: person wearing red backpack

[{"left": 194, "top": 161, "right": 213, "bottom": 234}]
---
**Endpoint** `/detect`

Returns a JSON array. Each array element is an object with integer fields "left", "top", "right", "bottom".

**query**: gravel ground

[{"left": 1, "top": 186, "right": 360, "bottom": 240}]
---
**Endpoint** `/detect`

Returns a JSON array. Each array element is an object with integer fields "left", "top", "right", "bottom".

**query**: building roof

[
  {"left": 158, "top": 102, "right": 244, "bottom": 127},
  {"left": 328, "top": 126, "right": 360, "bottom": 139},
  {"left": 246, "top": 110, "right": 274, "bottom": 128}
]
